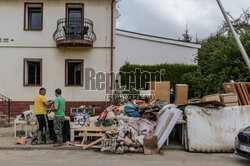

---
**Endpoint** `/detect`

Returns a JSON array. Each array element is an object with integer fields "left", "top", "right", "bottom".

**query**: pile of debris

[{"left": 80, "top": 100, "right": 183, "bottom": 154}]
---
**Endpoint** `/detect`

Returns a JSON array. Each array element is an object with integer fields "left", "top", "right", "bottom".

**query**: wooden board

[
  {"left": 219, "top": 94, "right": 238, "bottom": 104},
  {"left": 240, "top": 83, "right": 250, "bottom": 105},
  {"left": 235, "top": 83, "right": 247, "bottom": 105},
  {"left": 149, "top": 81, "right": 170, "bottom": 103},
  {"left": 202, "top": 94, "right": 220, "bottom": 102},
  {"left": 77, "top": 126, "right": 105, "bottom": 132},
  {"left": 224, "top": 102, "right": 239, "bottom": 107},
  {"left": 175, "top": 84, "right": 188, "bottom": 105},
  {"left": 143, "top": 135, "right": 158, "bottom": 155},
  {"left": 223, "top": 83, "right": 242, "bottom": 105},
  {"left": 79, "top": 133, "right": 105, "bottom": 137}
]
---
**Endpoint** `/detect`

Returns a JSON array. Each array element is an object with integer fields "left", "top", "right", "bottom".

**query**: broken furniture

[
  {"left": 75, "top": 126, "right": 106, "bottom": 150},
  {"left": 14, "top": 110, "right": 35, "bottom": 138}
]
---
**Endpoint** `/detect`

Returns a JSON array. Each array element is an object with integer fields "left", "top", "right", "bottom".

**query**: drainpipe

[{"left": 110, "top": 0, "right": 115, "bottom": 94}]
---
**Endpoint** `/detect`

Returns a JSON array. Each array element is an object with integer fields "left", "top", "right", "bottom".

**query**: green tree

[
  {"left": 182, "top": 24, "right": 192, "bottom": 42},
  {"left": 182, "top": 10, "right": 250, "bottom": 98}
]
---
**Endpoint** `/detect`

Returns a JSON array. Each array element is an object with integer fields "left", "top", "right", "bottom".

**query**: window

[
  {"left": 65, "top": 60, "right": 83, "bottom": 86},
  {"left": 24, "top": 3, "right": 43, "bottom": 30},
  {"left": 24, "top": 59, "right": 42, "bottom": 86}
]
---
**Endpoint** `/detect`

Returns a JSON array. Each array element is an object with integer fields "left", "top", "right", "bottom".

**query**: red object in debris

[
  {"left": 14, "top": 138, "right": 26, "bottom": 145},
  {"left": 99, "top": 109, "right": 109, "bottom": 120},
  {"left": 136, "top": 100, "right": 147, "bottom": 104}
]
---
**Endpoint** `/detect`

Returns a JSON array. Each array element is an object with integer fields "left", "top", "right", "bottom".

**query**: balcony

[{"left": 53, "top": 18, "right": 96, "bottom": 47}]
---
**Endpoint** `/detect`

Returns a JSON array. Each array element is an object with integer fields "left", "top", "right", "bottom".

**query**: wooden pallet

[{"left": 75, "top": 126, "right": 106, "bottom": 150}]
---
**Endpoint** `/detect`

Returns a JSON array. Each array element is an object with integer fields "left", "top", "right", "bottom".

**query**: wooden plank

[
  {"left": 235, "top": 83, "right": 247, "bottom": 105},
  {"left": 143, "top": 135, "right": 158, "bottom": 155},
  {"left": 224, "top": 102, "right": 239, "bottom": 107},
  {"left": 82, "top": 136, "right": 105, "bottom": 150},
  {"left": 202, "top": 94, "right": 220, "bottom": 102},
  {"left": 79, "top": 133, "right": 105, "bottom": 137},
  {"left": 240, "top": 83, "right": 250, "bottom": 105},
  {"left": 175, "top": 84, "right": 188, "bottom": 105},
  {"left": 223, "top": 83, "right": 242, "bottom": 105},
  {"left": 77, "top": 126, "right": 105, "bottom": 132}
]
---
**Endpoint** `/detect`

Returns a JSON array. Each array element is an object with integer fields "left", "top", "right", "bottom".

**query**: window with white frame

[
  {"left": 24, "top": 59, "right": 42, "bottom": 86},
  {"left": 65, "top": 60, "right": 83, "bottom": 86}
]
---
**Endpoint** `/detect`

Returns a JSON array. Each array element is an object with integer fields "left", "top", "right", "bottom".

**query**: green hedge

[{"left": 119, "top": 62, "right": 198, "bottom": 90}]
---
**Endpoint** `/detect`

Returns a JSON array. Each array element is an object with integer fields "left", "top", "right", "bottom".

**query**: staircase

[{"left": 0, "top": 93, "right": 13, "bottom": 127}]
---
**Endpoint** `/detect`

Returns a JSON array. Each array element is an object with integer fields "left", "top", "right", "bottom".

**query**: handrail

[
  {"left": 53, "top": 17, "right": 96, "bottom": 42},
  {"left": 0, "top": 93, "right": 12, "bottom": 123},
  {"left": 0, "top": 93, "right": 12, "bottom": 103}
]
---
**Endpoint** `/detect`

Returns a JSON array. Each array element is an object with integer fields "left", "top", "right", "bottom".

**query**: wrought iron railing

[
  {"left": 0, "top": 93, "right": 12, "bottom": 123},
  {"left": 53, "top": 18, "right": 96, "bottom": 43}
]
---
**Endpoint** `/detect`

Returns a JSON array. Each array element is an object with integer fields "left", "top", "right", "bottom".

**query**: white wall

[
  {"left": 0, "top": 0, "right": 114, "bottom": 101},
  {"left": 185, "top": 105, "right": 250, "bottom": 152},
  {"left": 114, "top": 31, "right": 201, "bottom": 72}
]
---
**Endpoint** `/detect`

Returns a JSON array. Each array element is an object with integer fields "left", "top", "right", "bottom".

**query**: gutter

[{"left": 110, "top": 0, "right": 115, "bottom": 94}]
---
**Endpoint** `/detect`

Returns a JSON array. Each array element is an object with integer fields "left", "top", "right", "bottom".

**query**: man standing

[
  {"left": 34, "top": 88, "right": 53, "bottom": 144},
  {"left": 53, "top": 88, "right": 65, "bottom": 147}
]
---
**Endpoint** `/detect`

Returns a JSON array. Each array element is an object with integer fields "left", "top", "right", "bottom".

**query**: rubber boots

[
  {"left": 53, "top": 135, "right": 63, "bottom": 147},
  {"left": 37, "top": 131, "right": 45, "bottom": 144},
  {"left": 45, "top": 133, "right": 54, "bottom": 144}
]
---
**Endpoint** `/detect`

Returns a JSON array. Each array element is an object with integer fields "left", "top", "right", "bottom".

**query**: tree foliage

[
  {"left": 182, "top": 24, "right": 192, "bottom": 42},
  {"left": 182, "top": 10, "right": 250, "bottom": 98}
]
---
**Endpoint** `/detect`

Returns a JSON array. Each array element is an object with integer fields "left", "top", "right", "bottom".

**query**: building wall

[
  {"left": 0, "top": 0, "right": 115, "bottom": 114},
  {"left": 0, "top": 0, "right": 114, "bottom": 47},
  {"left": 115, "top": 31, "right": 200, "bottom": 72}
]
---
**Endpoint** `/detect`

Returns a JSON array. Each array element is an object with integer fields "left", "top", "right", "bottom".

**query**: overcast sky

[{"left": 116, "top": 0, "right": 249, "bottom": 41}]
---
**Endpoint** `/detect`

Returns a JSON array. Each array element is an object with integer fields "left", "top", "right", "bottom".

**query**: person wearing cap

[
  {"left": 34, "top": 88, "right": 53, "bottom": 144},
  {"left": 53, "top": 88, "right": 65, "bottom": 147}
]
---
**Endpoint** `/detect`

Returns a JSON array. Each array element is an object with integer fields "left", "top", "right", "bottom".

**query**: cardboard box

[
  {"left": 202, "top": 94, "right": 220, "bottom": 102},
  {"left": 175, "top": 84, "right": 188, "bottom": 105},
  {"left": 149, "top": 81, "right": 170, "bottom": 103},
  {"left": 225, "top": 102, "right": 239, "bottom": 107},
  {"left": 219, "top": 94, "right": 238, "bottom": 104}
]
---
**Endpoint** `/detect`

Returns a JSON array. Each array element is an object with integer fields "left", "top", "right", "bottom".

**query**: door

[{"left": 66, "top": 4, "right": 84, "bottom": 39}]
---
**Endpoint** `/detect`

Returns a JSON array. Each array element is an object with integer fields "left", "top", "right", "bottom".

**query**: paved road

[{"left": 0, "top": 150, "right": 248, "bottom": 166}]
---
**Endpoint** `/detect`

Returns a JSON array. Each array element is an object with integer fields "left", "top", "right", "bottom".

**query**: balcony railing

[{"left": 53, "top": 18, "right": 96, "bottom": 47}]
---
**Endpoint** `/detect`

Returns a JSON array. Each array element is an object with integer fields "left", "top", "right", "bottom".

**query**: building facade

[
  {"left": 0, "top": 0, "right": 116, "bottom": 116},
  {"left": 115, "top": 29, "right": 201, "bottom": 73}
]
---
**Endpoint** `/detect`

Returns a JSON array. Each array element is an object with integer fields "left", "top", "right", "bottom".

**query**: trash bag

[{"left": 124, "top": 106, "right": 140, "bottom": 117}]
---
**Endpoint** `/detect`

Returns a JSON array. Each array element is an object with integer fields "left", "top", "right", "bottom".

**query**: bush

[{"left": 119, "top": 63, "right": 198, "bottom": 90}]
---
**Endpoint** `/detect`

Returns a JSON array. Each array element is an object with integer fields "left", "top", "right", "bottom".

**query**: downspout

[{"left": 110, "top": 0, "right": 115, "bottom": 94}]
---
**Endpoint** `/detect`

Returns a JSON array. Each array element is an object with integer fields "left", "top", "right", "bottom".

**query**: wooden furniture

[{"left": 74, "top": 126, "right": 106, "bottom": 150}]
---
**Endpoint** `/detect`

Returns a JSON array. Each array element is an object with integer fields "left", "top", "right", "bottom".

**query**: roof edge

[{"left": 116, "top": 29, "right": 201, "bottom": 49}]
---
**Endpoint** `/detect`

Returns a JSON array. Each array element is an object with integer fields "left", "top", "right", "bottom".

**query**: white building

[
  {"left": 0, "top": 0, "right": 116, "bottom": 116},
  {"left": 115, "top": 29, "right": 201, "bottom": 73}
]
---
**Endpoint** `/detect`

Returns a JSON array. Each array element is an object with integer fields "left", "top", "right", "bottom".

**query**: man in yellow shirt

[{"left": 34, "top": 88, "right": 53, "bottom": 144}]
